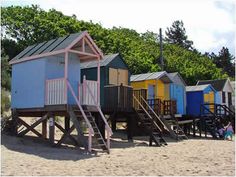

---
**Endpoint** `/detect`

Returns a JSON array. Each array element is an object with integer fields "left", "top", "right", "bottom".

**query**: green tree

[
  {"left": 1, "top": 5, "right": 229, "bottom": 85},
  {"left": 211, "top": 47, "right": 235, "bottom": 77},
  {"left": 165, "top": 20, "right": 193, "bottom": 50},
  {"left": 1, "top": 50, "right": 11, "bottom": 90}
]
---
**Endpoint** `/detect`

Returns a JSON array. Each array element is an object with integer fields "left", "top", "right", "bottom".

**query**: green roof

[{"left": 80, "top": 53, "right": 120, "bottom": 69}]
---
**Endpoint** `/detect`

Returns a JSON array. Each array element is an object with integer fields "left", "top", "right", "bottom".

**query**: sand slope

[{"left": 1, "top": 133, "right": 235, "bottom": 176}]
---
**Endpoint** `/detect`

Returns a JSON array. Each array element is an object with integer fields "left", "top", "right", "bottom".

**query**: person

[
  {"left": 216, "top": 118, "right": 224, "bottom": 138},
  {"left": 224, "top": 122, "right": 234, "bottom": 141},
  {"left": 217, "top": 127, "right": 225, "bottom": 138}
]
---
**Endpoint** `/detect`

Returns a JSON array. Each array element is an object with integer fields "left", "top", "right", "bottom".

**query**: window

[
  {"left": 222, "top": 92, "right": 226, "bottom": 103},
  {"left": 109, "top": 68, "right": 128, "bottom": 85},
  {"left": 228, "top": 92, "right": 232, "bottom": 106}
]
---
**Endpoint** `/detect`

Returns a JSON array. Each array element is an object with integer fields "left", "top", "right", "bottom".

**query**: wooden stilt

[
  {"left": 42, "top": 119, "right": 47, "bottom": 139},
  {"left": 193, "top": 118, "right": 196, "bottom": 137},
  {"left": 126, "top": 115, "right": 133, "bottom": 141},
  {"left": 49, "top": 116, "right": 55, "bottom": 146},
  {"left": 204, "top": 118, "right": 207, "bottom": 138},
  {"left": 12, "top": 109, "right": 18, "bottom": 135},
  {"left": 64, "top": 116, "right": 70, "bottom": 132},
  {"left": 199, "top": 118, "right": 202, "bottom": 138},
  {"left": 111, "top": 113, "right": 117, "bottom": 132}
]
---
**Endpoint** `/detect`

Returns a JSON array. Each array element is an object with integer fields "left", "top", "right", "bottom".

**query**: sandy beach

[{"left": 1, "top": 130, "right": 235, "bottom": 176}]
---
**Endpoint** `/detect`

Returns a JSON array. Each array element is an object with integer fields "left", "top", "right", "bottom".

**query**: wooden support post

[
  {"left": 204, "top": 118, "right": 207, "bottom": 138},
  {"left": 126, "top": 114, "right": 134, "bottom": 141},
  {"left": 199, "top": 118, "right": 202, "bottom": 138},
  {"left": 111, "top": 117, "right": 117, "bottom": 132},
  {"left": 149, "top": 136, "right": 153, "bottom": 146},
  {"left": 65, "top": 116, "right": 70, "bottom": 132},
  {"left": 49, "top": 116, "right": 55, "bottom": 146},
  {"left": 42, "top": 119, "right": 47, "bottom": 139},
  {"left": 193, "top": 118, "right": 196, "bottom": 137},
  {"left": 11, "top": 109, "right": 18, "bottom": 136}
]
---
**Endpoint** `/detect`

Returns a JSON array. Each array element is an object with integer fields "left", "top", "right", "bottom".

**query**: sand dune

[{"left": 1, "top": 132, "right": 235, "bottom": 176}]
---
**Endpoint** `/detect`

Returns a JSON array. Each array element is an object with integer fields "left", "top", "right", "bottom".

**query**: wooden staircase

[
  {"left": 66, "top": 80, "right": 112, "bottom": 153},
  {"left": 69, "top": 107, "right": 109, "bottom": 152},
  {"left": 135, "top": 110, "right": 167, "bottom": 146},
  {"left": 200, "top": 104, "right": 225, "bottom": 139},
  {"left": 164, "top": 118, "right": 188, "bottom": 140},
  {"left": 133, "top": 94, "right": 186, "bottom": 146},
  {"left": 148, "top": 98, "right": 188, "bottom": 140}
]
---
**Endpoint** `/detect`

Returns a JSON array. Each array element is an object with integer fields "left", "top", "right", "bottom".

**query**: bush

[{"left": 1, "top": 89, "right": 11, "bottom": 117}]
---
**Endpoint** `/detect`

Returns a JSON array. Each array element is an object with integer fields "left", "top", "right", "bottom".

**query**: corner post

[
  {"left": 97, "top": 55, "right": 100, "bottom": 106},
  {"left": 42, "top": 118, "right": 47, "bottom": 139},
  {"left": 64, "top": 51, "right": 69, "bottom": 104}
]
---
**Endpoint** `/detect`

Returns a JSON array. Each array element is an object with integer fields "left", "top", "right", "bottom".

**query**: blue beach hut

[
  {"left": 9, "top": 31, "right": 113, "bottom": 153},
  {"left": 168, "top": 72, "right": 187, "bottom": 115},
  {"left": 186, "top": 84, "right": 216, "bottom": 116}
]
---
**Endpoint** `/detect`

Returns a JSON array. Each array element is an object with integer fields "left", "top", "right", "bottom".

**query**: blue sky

[{"left": 1, "top": 0, "right": 236, "bottom": 56}]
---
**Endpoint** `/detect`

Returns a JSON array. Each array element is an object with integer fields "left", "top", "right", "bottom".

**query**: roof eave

[{"left": 9, "top": 49, "right": 66, "bottom": 65}]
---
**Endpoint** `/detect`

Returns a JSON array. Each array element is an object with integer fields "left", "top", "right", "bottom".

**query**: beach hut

[
  {"left": 197, "top": 79, "right": 233, "bottom": 108},
  {"left": 81, "top": 53, "right": 130, "bottom": 107},
  {"left": 167, "top": 72, "right": 187, "bottom": 115},
  {"left": 130, "top": 71, "right": 172, "bottom": 101},
  {"left": 10, "top": 31, "right": 112, "bottom": 153},
  {"left": 130, "top": 71, "right": 177, "bottom": 115},
  {"left": 186, "top": 84, "right": 216, "bottom": 116}
]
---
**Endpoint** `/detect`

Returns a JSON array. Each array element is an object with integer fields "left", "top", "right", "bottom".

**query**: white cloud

[{"left": 2, "top": 0, "right": 235, "bottom": 55}]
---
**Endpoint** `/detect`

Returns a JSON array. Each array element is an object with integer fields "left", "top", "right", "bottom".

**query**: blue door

[
  {"left": 148, "top": 84, "right": 155, "bottom": 108},
  {"left": 148, "top": 85, "right": 155, "bottom": 99}
]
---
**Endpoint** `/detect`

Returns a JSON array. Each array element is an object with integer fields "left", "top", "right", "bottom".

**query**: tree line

[{"left": 1, "top": 5, "right": 235, "bottom": 92}]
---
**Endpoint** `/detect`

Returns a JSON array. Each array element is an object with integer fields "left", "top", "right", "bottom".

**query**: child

[{"left": 224, "top": 122, "right": 234, "bottom": 141}]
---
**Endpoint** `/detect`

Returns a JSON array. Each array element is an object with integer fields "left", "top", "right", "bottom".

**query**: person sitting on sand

[
  {"left": 217, "top": 127, "right": 225, "bottom": 139},
  {"left": 224, "top": 122, "right": 234, "bottom": 141}
]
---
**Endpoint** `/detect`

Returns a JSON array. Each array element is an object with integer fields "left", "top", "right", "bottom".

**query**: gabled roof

[
  {"left": 186, "top": 84, "right": 215, "bottom": 92},
  {"left": 167, "top": 72, "right": 187, "bottom": 86},
  {"left": 196, "top": 79, "right": 227, "bottom": 91},
  {"left": 231, "top": 81, "right": 235, "bottom": 90},
  {"left": 130, "top": 71, "right": 173, "bottom": 83},
  {"left": 9, "top": 31, "right": 103, "bottom": 65},
  {"left": 81, "top": 53, "right": 121, "bottom": 69},
  {"left": 10, "top": 33, "right": 83, "bottom": 63}
]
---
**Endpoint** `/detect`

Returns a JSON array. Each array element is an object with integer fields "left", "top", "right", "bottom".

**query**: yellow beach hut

[{"left": 130, "top": 71, "right": 173, "bottom": 102}]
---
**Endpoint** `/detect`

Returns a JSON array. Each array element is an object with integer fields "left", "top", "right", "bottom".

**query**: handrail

[
  {"left": 133, "top": 94, "right": 162, "bottom": 132},
  {"left": 140, "top": 96, "right": 169, "bottom": 131},
  {"left": 201, "top": 104, "right": 221, "bottom": 120},
  {"left": 221, "top": 104, "right": 235, "bottom": 115},
  {"left": 84, "top": 81, "right": 113, "bottom": 135},
  {"left": 66, "top": 80, "right": 94, "bottom": 134}
]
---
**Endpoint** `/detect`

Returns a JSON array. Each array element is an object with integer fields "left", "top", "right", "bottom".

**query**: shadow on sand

[{"left": 1, "top": 133, "right": 99, "bottom": 161}]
